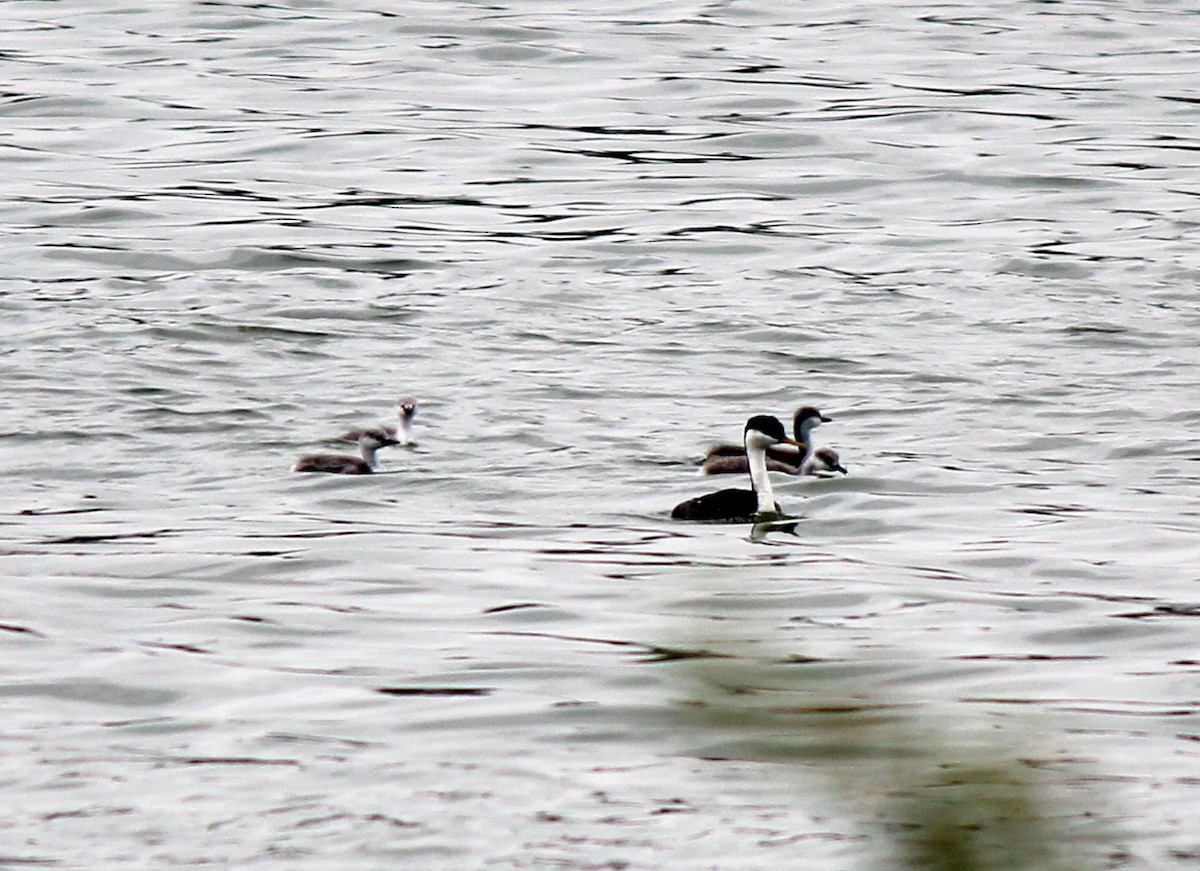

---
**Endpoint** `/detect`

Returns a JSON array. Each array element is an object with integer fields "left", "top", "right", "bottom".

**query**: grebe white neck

[
  {"left": 395, "top": 415, "right": 414, "bottom": 447},
  {"left": 394, "top": 399, "right": 417, "bottom": 446},
  {"left": 360, "top": 440, "right": 382, "bottom": 470},
  {"left": 794, "top": 418, "right": 822, "bottom": 454},
  {"left": 357, "top": 429, "right": 398, "bottom": 471},
  {"left": 744, "top": 430, "right": 778, "bottom": 515}
]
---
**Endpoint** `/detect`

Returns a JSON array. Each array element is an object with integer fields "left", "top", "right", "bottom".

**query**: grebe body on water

[
  {"left": 702, "top": 444, "right": 848, "bottom": 477},
  {"left": 801, "top": 446, "right": 847, "bottom": 476},
  {"left": 294, "top": 428, "right": 400, "bottom": 474},
  {"left": 701, "top": 405, "right": 830, "bottom": 474},
  {"left": 339, "top": 397, "right": 418, "bottom": 447},
  {"left": 672, "top": 415, "right": 804, "bottom": 522}
]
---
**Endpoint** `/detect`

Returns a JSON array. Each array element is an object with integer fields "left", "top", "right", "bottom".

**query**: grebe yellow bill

[
  {"left": 701, "top": 405, "right": 830, "bottom": 475},
  {"left": 339, "top": 396, "right": 418, "bottom": 446},
  {"left": 672, "top": 415, "right": 804, "bottom": 522},
  {"left": 295, "top": 427, "right": 400, "bottom": 474}
]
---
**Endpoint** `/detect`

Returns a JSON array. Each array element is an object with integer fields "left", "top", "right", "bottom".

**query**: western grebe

[
  {"left": 294, "top": 428, "right": 400, "bottom": 474},
  {"left": 701, "top": 405, "right": 830, "bottom": 474},
  {"left": 672, "top": 415, "right": 804, "bottom": 522},
  {"left": 700, "top": 444, "right": 848, "bottom": 477},
  {"left": 339, "top": 397, "right": 418, "bottom": 446}
]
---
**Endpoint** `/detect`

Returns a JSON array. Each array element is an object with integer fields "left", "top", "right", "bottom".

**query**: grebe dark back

[
  {"left": 701, "top": 405, "right": 830, "bottom": 474},
  {"left": 672, "top": 415, "right": 803, "bottom": 522},
  {"left": 294, "top": 428, "right": 400, "bottom": 474},
  {"left": 702, "top": 443, "right": 848, "bottom": 477},
  {"left": 339, "top": 396, "right": 418, "bottom": 447},
  {"left": 700, "top": 453, "right": 809, "bottom": 477}
]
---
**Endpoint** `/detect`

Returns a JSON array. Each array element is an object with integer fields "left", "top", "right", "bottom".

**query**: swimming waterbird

[
  {"left": 339, "top": 396, "right": 418, "bottom": 447},
  {"left": 701, "top": 405, "right": 830, "bottom": 475},
  {"left": 295, "top": 427, "right": 400, "bottom": 474},
  {"left": 672, "top": 415, "right": 804, "bottom": 522}
]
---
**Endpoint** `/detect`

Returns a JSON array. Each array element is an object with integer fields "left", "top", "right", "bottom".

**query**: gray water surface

[{"left": 3, "top": 2, "right": 1199, "bottom": 868}]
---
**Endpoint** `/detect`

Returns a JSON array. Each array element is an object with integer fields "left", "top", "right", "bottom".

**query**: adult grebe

[
  {"left": 294, "top": 428, "right": 400, "bottom": 474},
  {"left": 672, "top": 415, "right": 804, "bottom": 522},
  {"left": 339, "top": 397, "right": 418, "bottom": 447},
  {"left": 701, "top": 405, "right": 830, "bottom": 474}
]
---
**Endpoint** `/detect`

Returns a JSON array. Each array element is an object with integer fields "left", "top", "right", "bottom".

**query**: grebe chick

[
  {"left": 339, "top": 396, "right": 418, "bottom": 447},
  {"left": 703, "top": 405, "right": 830, "bottom": 473},
  {"left": 294, "top": 428, "right": 400, "bottom": 474},
  {"left": 672, "top": 415, "right": 804, "bottom": 522},
  {"left": 801, "top": 446, "right": 848, "bottom": 477},
  {"left": 703, "top": 444, "right": 849, "bottom": 478}
]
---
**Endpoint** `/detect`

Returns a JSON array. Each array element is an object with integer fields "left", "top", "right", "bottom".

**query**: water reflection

[
  {"left": 669, "top": 643, "right": 1114, "bottom": 871},
  {"left": 2, "top": 0, "right": 1197, "bottom": 865},
  {"left": 750, "top": 517, "right": 802, "bottom": 541}
]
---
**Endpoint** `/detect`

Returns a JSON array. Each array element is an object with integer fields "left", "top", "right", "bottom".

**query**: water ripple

[{"left": 2, "top": 1, "right": 1198, "bottom": 867}]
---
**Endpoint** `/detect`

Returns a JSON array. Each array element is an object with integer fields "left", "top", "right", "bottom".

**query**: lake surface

[{"left": 3, "top": 1, "right": 1199, "bottom": 867}]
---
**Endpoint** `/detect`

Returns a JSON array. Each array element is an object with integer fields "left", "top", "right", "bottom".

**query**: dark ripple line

[
  {"left": 965, "top": 698, "right": 1200, "bottom": 717},
  {"left": 0, "top": 623, "right": 46, "bottom": 639},
  {"left": 486, "top": 630, "right": 732, "bottom": 663},
  {"left": 42, "top": 528, "right": 174, "bottom": 546},
  {"left": 0, "top": 856, "right": 58, "bottom": 868},
  {"left": 822, "top": 105, "right": 1061, "bottom": 122},
  {"left": 300, "top": 192, "right": 508, "bottom": 210},
  {"left": 1115, "top": 604, "right": 1200, "bottom": 620},
  {"left": 17, "top": 507, "right": 105, "bottom": 517},
  {"left": 539, "top": 145, "right": 761, "bottom": 165},
  {"left": 519, "top": 121, "right": 705, "bottom": 136},
  {"left": 172, "top": 756, "right": 301, "bottom": 767},
  {"left": 378, "top": 687, "right": 493, "bottom": 697}
]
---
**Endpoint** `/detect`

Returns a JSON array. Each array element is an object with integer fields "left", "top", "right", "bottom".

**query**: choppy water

[{"left": 3, "top": 1, "right": 1199, "bottom": 868}]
